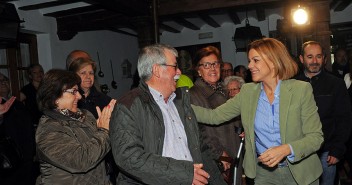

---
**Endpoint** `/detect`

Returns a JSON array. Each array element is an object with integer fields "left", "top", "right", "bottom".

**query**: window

[{"left": 0, "top": 32, "right": 38, "bottom": 98}]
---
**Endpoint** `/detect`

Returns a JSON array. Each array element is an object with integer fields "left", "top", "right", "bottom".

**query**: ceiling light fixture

[{"left": 292, "top": 5, "right": 309, "bottom": 25}]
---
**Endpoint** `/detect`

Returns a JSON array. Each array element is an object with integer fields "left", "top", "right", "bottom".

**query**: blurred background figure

[
  {"left": 332, "top": 48, "right": 349, "bottom": 78},
  {"left": 223, "top": 75, "right": 245, "bottom": 183},
  {"left": 223, "top": 76, "right": 245, "bottom": 98},
  {"left": 68, "top": 57, "right": 118, "bottom": 184},
  {"left": 66, "top": 50, "right": 91, "bottom": 70},
  {"left": 66, "top": 50, "right": 104, "bottom": 93},
  {"left": 0, "top": 73, "right": 37, "bottom": 185},
  {"left": 35, "top": 69, "right": 116, "bottom": 185},
  {"left": 221, "top": 62, "right": 234, "bottom": 81},
  {"left": 68, "top": 58, "right": 111, "bottom": 118},
  {"left": 234, "top": 65, "right": 250, "bottom": 83},
  {"left": 178, "top": 50, "right": 195, "bottom": 81},
  {"left": 20, "top": 64, "right": 44, "bottom": 128},
  {"left": 190, "top": 46, "right": 243, "bottom": 185}
]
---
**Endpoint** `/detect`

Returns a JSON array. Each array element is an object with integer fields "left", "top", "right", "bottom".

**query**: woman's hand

[
  {"left": 96, "top": 99, "right": 116, "bottom": 130},
  {"left": 258, "top": 144, "right": 291, "bottom": 167},
  {"left": 0, "top": 96, "right": 16, "bottom": 115}
]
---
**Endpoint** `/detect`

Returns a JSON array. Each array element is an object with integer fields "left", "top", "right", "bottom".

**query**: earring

[{"left": 55, "top": 101, "right": 59, "bottom": 105}]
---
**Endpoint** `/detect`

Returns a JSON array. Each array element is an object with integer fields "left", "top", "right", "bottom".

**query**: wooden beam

[
  {"left": 18, "top": 0, "right": 84, "bottom": 10},
  {"left": 256, "top": 8, "right": 265, "bottom": 21},
  {"left": 227, "top": 9, "right": 241, "bottom": 25},
  {"left": 159, "top": 24, "right": 181, "bottom": 33},
  {"left": 199, "top": 13, "right": 220, "bottom": 28},
  {"left": 44, "top": 5, "right": 104, "bottom": 18},
  {"left": 174, "top": 17, "right": 200, "bottom": 30},
  {"left": 334, "top": 0, "right": 352, "bottom": 11},
  {"left": 108, "top": 27, "right": 138, "bottom": 37},
  {"left": 88, "top": 0, "right": 149, "bottom": 16},
  {"left": 159, "top": 0, "right": 281, "bottom": 16}
]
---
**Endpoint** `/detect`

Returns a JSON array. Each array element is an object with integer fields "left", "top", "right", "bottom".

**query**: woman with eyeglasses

[
  {"left": 189, "top": 46, "right": 242, "bottom": 185},
  {"left": 35, "top": 69, "right": 116, "bottom": 184},
  {"left": 192, "top": 38, "right": 323, "bottom": 185}
]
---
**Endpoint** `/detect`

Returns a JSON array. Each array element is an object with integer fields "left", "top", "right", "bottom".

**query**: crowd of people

[{"left": 1, "top": 37, "right": 352, "bottom": 185}]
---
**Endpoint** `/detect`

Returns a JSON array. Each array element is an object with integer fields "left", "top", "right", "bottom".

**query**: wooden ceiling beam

[
  {"left": 108, "top": 27, "right": 138, "bottom": 37},
  {"left": 256, "top": 8, "right": 266, "bottom": 21},
  {"left": 88, "top": 0, "right": 149, "bottom": 16},
  {"left": 227, "top": 9, "right": 241, "bottom": 25},
  {"left": 333, "top": 0, "right": 352, "bottom": 11},
  {"left": 18, "top": 0, "right": 84, "bottom": 11},
  {"left": 199, "top": 13, "right": 220, "bottom": 28},
  {"left": 174, "top": 17, "right": 200, "bottom": 30},
  {"left": 159, "top": 24, "right": 181, "bottom": 33},
  {"left": 44, "top": 5, "right": 104, "bottom": 18},
  {"left": 159, "top": 0, "right": 280, "bottom": 16}
]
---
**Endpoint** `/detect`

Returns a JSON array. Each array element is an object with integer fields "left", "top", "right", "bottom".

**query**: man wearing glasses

[{"left": 110, "top": 44, "right": 226, "bottom": 185}]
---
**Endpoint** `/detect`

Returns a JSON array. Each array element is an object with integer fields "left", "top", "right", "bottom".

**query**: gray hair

[
  {"left": 138, "top": 44, "right": 178, "bottom": 81},
  {"left": 223, "top": 75, "right": 245, "bottom": 87}
]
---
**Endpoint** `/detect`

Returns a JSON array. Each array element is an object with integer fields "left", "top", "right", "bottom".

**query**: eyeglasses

[
  {"left": 63, "top": 88, "right": 79, "bottom": 95},
  {"left": 198, "top": 62, "right": 221, "bottom": 69},
  {"left": 161, "top": 63, "right": 178, "bottom": 70}
]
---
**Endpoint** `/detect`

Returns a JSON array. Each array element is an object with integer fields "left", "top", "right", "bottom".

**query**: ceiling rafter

[
  {"left": 199, "top": 13, "right": 220, "bottom": 28},
  {"left": 18, "top": 0, "right": 85, "bottom": 11},
  {"left": 333, "top": 0, "right": 352, "bottom": 11},
  {"left": 256, "top": 8, "right": 266, "bottom": 21},
  {"left": 159, "top": 24, "right": 181, "bottom": 33},
  {"left": 44, "top": 5, "right": 104, "bottom": 18},
  {"left": 173, "top": 17, "right": 200, "bottom": 30},
  {"left": 227, "top": 9, "right": 241, "bottom": 25}
]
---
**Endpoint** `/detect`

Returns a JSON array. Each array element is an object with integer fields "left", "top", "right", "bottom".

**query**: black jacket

[
  {"left": 295, "top": 71, "right": 352, "bottom": 159},
  {"left": 110, "top": 81, "right": 226, "bottom": 185}
]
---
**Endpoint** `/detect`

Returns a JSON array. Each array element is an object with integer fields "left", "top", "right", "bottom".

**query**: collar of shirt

[
  {"left": 260, "top": 80, "right": 282, "bottom": 100},
  {"left": 148, "top": 86, "right": 176, "bottom": 104}
]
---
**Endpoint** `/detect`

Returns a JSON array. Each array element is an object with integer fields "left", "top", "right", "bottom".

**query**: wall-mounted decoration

[
  {"left": 100, "top": 84, "right": 110, "bottom": 94},
  {"left": 97, "top": 51, "right": 104, "bottom": 77},
  {"left": 110, "top": 60, "right": 117, "bottom": 89},
  {"left": 121, "top": 59, "right": 132, "bottom": 78}
]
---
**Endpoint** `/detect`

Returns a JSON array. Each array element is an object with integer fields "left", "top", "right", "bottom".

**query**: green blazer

[{"left": 192, "top": 79, "right": 323, "bottom": 185}]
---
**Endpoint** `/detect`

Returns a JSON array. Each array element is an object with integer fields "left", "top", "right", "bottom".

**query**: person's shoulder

[
  {"left": 117, "top": 88, "right": 144, "bottom": 109},
  {"left": 241, "top": 82, "right": 260, "bottom": 90}
]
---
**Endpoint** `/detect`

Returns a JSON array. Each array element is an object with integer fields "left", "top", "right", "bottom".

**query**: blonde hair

[{"left": 247, "top": 38, "right": 298, "bottom": 80}]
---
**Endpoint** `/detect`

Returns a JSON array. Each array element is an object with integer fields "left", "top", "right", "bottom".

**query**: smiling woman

[
  {"left": 35, "top": 69, "right": 116, "bottom": 185},
  {"left": 191, "top": 38, "right": 324, "bottom": 185}
]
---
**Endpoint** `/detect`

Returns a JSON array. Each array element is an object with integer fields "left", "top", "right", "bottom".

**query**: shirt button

[{"left": 188, "top": 116, "right": 192, "bottom": 120}]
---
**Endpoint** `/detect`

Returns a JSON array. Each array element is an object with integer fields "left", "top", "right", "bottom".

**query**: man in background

[
  {"left": 221, "top": 62, "right": 234, "bottom": 81},
  {"left": 332, "top": 48, "right": 349, "bottom": 79},
  {"left": 295, "top": 41, "right": 352, "bottom": 185}
]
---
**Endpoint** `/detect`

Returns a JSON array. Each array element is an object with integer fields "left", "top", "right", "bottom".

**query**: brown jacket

[
  {"left": 190, "top": 79, "right": 242, "bottom": 160},
  {"left": 35, "top": 109, "right": 111, "bottom": 185}
]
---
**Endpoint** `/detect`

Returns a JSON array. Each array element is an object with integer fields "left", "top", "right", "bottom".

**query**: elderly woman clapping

[{"left": 35, "top": 69, "right": 116, "bottom": 185}]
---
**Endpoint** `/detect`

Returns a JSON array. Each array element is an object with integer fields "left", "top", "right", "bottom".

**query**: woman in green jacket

[{"left": 192, "top": 38, "right": 323, "bottom": 185}]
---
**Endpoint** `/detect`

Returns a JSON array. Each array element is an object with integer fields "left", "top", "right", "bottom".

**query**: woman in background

[
  {"left": 192, "top": 38, "right": 323, "bottom": 185},
  {"left": 20, "top": 63, "right": 44, "bottom": 127},
  {"left": 35, "top": 69, "right": 116, "bottom": 185},
  {"left": 190, "top": 46, "right": 242, "bottom": 185},
  {"left": 68, "top": 57, "right": 117, "bottom": 184}
]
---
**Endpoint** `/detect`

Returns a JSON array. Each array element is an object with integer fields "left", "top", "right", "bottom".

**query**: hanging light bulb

[{"left": 292, "top": 5, "right": 309, "bottom": 25}]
